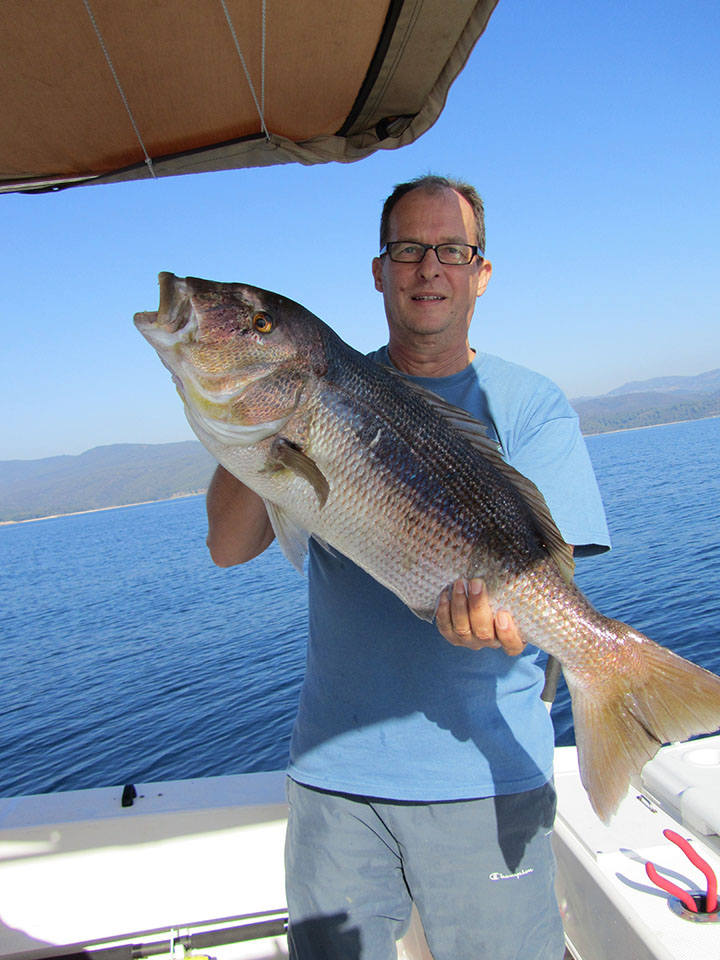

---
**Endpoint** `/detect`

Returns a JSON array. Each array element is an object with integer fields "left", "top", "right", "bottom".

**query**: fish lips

[
  {"left": 133, "top": 273, "right": 196, "bottom": 338},
  {"left": 133, "top": 309, "right": 158, "bottom": 329}
]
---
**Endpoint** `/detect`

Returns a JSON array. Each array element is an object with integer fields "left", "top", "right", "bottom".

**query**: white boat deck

[
  {"left": 0, "top": 771, "right": 290, "bottom": 959},
  {"left": 555, "top": 737, "right": 720, "bottom": 960},
  {"left": 1, "top": 738, "right": 719, "bottom": 959}
]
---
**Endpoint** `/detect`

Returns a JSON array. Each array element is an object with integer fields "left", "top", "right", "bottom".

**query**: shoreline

[
  {"left": 582, "top": 412, "right": 720, "bottom": 438},
  {"left": 3, "top": 414, "right": 719, "bottom": 526},
  {"left": 0, "top": 492, "right": 206, "bottom": 526}
]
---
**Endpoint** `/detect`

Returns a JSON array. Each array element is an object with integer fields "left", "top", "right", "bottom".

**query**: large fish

[{"left": 135, "top": 272, "right": 720, "bottom": 822}]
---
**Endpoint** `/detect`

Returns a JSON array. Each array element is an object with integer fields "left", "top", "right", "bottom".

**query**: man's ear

[
  {"left": 476, "top": 259, "right": 492, "bottom": 297},
  {"left": 371, "top": 257, "right": 384, "bottom": 292}
]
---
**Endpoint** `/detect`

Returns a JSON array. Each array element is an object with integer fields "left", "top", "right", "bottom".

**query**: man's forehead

[{"left": 388, "top": 187, "right": 476, "bottom": 240}]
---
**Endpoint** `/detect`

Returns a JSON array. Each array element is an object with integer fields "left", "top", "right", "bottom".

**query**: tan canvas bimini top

[{"left": 0, "top": 0, "right": 499, "bottom": 194}]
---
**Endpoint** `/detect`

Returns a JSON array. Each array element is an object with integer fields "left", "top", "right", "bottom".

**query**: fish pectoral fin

[
  {"left": 568, "top": 636, "right": 720, "bottom": 823},
  {"left": 265, "top": 501, "right": 310, "bottom": 574},
  {"left": 268, "top": 439, "right": 330, "bottom": 507}
]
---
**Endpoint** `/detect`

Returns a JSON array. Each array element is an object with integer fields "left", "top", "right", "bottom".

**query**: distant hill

[
  {"left": 570, "top": 369, "right": 720, "bottom": 435},
  {"left": 607, "top": 368, "right": 720, "bottom": 397},
  {"left": 2, "top": 370, "right": 719, "bottom": 522},
  {"left": 0, "top": 442, "right": 216, "bottom": 522}
]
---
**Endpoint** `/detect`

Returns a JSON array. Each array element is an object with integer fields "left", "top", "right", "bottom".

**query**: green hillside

[
  {"left": 0, "top": 442, "right": 217, "bottom": 522},
  {"left": 2, "top": 370, "right": 719, "bottom": 522},
  {"left": 571, "top": 390, "right": 720, "bottom": 435}
]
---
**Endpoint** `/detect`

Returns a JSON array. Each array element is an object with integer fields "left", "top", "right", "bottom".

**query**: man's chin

[{"left": 401, "top": 313, "right": 455, "bottom": 337}]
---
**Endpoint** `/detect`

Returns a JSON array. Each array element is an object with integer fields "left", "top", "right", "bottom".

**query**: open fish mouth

[
  {"left": 156, "top": 272, "right": 195, "bottom": 333},
  {"left": 133, "top": 274, "right": 197, "bottom": 341}
]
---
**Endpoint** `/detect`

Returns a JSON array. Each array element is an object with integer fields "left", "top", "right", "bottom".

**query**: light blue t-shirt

[{"left": 287, "top": 349, "right": 610, "bottom": 800}]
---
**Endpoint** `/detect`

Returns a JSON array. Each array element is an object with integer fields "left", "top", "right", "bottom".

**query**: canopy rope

[
  {"left": 219, "top": 0, "right": 270, "bottom": 140},
  {"left": 81, "top": 0, "right": 156, "bottom": 178}
]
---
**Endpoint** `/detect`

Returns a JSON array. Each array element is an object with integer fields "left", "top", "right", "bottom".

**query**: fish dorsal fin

[
  {"left": 392, "top": 372, "right": 576, "bottom": 584},
  {"left": 382, "top": 365, "right": 502, "bottom": 452},
  {"left": 265, "top": 500, "right": 309, "bottom": 574}
]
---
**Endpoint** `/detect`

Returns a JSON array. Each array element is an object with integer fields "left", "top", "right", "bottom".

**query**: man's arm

[{"left": 206, "top": 465, "right": 275, "bottom": 567}]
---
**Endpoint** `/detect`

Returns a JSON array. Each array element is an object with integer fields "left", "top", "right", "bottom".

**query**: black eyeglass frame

[{"left": 379, "top": 241, "right": 484, "bottom": 265}]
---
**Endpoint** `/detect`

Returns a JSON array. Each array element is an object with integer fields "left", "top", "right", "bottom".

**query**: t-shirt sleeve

[{"left": 491, "top": 379, "right": 611, "bottom": 556}]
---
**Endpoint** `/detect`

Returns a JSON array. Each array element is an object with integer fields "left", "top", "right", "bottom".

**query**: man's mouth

[{"left": 412, "top": 295, "right": 446, "bottom": 301}]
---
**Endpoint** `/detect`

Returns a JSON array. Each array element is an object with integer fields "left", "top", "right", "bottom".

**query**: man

[{"left": 207, "top": 175, "right": 610, "bottom": 959}]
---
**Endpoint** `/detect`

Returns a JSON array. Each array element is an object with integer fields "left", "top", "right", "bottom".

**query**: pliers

[{"left": 645, "top": 828, "right": 718, "bottom": 914}]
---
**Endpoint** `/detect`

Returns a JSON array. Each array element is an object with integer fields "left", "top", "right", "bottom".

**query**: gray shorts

[{"left": 285, "top": 777, "right": 564, "bottom": 960}]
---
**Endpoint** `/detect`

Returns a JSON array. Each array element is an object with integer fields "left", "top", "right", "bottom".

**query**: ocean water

[{"left": 1, "top": 418, "right": 719, "bottom": 798}]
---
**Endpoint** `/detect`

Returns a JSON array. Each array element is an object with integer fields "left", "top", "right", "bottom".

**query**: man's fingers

[
  {"left": 436, "top": 579, "right": 499, "bottom": 649},
  {"left": 436, "top": 585, "right": 469, "bottom": 646},
  {"left": 466, "top": 579, "right": 497, "bottom": 642},
  {"left": 450, "top": 579, "right": 477, "bottom": 639},
  {"left": 494, "top": 609, "right": 526, "bottom": 656},
  {"left": 436, "top": 578, "right": 526, "bottom": 654}
]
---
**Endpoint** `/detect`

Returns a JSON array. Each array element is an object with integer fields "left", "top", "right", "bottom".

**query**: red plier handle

[{"left": 645, "top": 828, "right": 718, "bottom": 913}]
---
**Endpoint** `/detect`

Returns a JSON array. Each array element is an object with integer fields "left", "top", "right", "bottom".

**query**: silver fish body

[{"left": 135, "top": 272, "right": 720, "bottom": 821}]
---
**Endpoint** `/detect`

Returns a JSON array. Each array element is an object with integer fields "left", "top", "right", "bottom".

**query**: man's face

[{"left": 371, "top": 187, "right": 492, "bottom": 346}]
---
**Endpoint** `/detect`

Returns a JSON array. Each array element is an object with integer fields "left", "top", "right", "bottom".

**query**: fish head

[{"left": 134, "top": 273, "right": 327, "bottom": 446}]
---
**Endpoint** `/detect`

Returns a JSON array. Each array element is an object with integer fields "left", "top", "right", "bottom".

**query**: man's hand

[{"left": 436, "top": 579, "right": 525, "bottom": 655}]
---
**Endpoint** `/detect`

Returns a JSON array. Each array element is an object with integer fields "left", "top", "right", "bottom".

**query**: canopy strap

[
  {"left": 220, "top": 0, "right": 270, "bottom": 141},
  {"left": 81, "top": 0, "right": 156, "bottom": 178}
]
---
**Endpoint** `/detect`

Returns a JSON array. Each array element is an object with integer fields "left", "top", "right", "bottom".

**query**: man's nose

[{"left": 418, "top": 247, "right": 442, "bottom": 276}]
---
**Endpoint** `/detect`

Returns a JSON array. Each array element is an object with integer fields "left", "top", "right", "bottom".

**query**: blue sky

[{"left": 2, "top": 0, "right": 718, "bottom": 460}]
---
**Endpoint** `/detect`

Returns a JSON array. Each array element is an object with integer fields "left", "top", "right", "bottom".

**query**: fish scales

[
  {"left": 135, "top": 273, "right": 720, "bottom": 822},
  {"left": 307, "top": 345, "right": 542, "bottom": 618}
]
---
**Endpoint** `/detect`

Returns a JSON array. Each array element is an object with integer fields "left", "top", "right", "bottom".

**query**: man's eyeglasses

[{"left": 379, "top": 241, "right": 483, "bottom": 265}]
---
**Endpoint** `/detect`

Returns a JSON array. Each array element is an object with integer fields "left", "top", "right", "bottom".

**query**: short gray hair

[{"left": 379, "top": 175, "right": 486, "bottom": 254}]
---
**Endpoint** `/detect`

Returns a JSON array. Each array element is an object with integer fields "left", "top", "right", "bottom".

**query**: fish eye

[{"left": 252, "top": 312, "right": 274, "bottom": 334}]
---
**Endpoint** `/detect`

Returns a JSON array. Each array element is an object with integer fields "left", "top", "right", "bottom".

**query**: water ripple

[{"left": 1, "top": 418, "right": 719, "bottom": 796}]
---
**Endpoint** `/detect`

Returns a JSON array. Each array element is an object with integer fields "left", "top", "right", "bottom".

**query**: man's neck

[{"left": 387, "top": 340, "right": 475, "bottom": 378}]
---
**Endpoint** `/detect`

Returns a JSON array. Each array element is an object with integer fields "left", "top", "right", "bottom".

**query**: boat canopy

[{"left": 0, "top": 0, "right": 499, "bottom": 194}]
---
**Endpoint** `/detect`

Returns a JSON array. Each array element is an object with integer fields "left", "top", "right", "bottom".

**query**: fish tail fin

[{"left": 568, "top": 634, "right": 720, "bottom": 823}]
